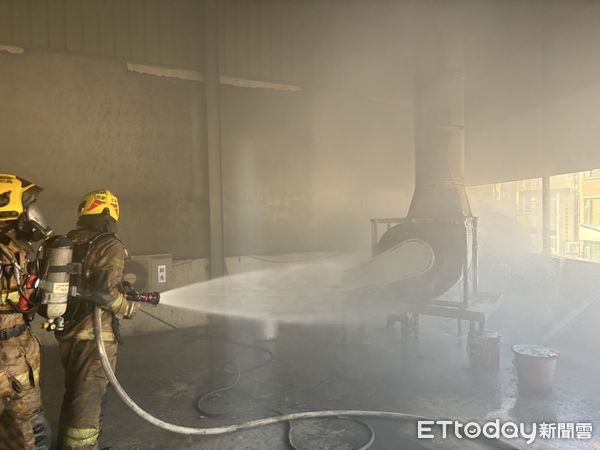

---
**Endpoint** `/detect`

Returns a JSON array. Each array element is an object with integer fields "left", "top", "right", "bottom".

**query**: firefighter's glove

[
  {"left": 121, "top": 280, "right": 134, "bottom": 294},
  {"left": 124, "top": 301, "right": 141, "bottom": 320}
]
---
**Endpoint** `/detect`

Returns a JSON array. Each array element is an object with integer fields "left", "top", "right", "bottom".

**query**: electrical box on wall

[{"left": 124, "top": 254, "right": 173, "bottom": 293}]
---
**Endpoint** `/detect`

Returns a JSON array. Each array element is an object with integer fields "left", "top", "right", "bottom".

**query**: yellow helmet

[
  {"left": 78, "top": 189, "right": 120, "bottom": 222},
  {"left": 0, "top": 174, "right": 40, "bottom": 221}
]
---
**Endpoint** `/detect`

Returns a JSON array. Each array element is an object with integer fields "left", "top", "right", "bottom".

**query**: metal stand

[{"left": 385, "top": 294, "right": 501, "bottom": 340}]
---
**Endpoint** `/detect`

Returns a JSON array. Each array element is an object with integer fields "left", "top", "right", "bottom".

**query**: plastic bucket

[
  {"left": 468, "top": 331, "right": 501, "bottom": 371},
  {"left": 512, "top": 344, "right": 559, "bottom": 391}
]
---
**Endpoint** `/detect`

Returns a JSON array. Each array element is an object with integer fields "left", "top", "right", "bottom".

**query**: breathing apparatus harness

[
  {"left": 58, "top": 232, "right": 120, "bottom": 338},
  {"left": 0, "top": 232, "right": 77, "bottom": 342},
  {"left": 59, "top": 231, "right": 160, "bottom": 340},
  {"left": 0, "top": 236, "right": 39, "bottom": 319}
]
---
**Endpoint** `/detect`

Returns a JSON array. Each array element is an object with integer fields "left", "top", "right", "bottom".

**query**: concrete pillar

[
  {"left": 203, "top": 0, "right": 226, "bottom": 278},
  {"left": 542, "top": 175, "right": 550, "bottom": 254}
]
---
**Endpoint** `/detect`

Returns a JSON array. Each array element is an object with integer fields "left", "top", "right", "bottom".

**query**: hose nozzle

[{"left": 125, "top": 291, "right": 160, "bottom": 305}]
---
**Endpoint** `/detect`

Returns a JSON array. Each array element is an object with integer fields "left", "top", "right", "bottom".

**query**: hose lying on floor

[
  {"left": 93, "top": 306, "right": 518, "bottom": 449},
  {"left": 93, "top": 307, "right": 428, "bottom": 435}
]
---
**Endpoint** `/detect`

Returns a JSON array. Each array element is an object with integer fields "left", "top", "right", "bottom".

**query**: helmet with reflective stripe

[
  {"left": 0, "top": 174, "right": 41, "bottom": 221},
  {"left": 78, "top": 190, "right": 120, "bottom": 222}
]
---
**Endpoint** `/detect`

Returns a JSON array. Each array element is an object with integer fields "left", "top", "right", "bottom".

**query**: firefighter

[
  {"left": 0, "top": 174, "right": 52, "bottom": 450},
  {"left": 56, "top": 190, "right": 139, "bottom": 450}
]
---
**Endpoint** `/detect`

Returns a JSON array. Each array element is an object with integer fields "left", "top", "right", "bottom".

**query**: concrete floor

[{"left": 39, "top": 311, "right": 600, "bottom": 450}]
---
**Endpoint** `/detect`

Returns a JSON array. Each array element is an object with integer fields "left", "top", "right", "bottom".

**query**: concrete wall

[
  {"left": 221, "top": 87, "right": 414, "bottom": 255},
  {"left": 1, "top": 49, "right": 415, "bottom": 259},
  {"left": 1, "top": 50, "right": 209, "bottom": 257},
  {"left": 5, "top": 1, "right": 600, "bottom": 195},
  {"left": 464, "top": 0, "right": 600, "bottom": 184},
  {"left": 7, "top": 1, "right": 600, "bottom": 261},
  {"left": 5, "top": 2, "right": 600, "bottom": 262}
]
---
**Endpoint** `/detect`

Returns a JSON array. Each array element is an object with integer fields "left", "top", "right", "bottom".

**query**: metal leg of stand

[
  {"left": 399, "top": 313, "right": 419, "bottom": 340},
  {"left": 472, "top": 217, "right": 479, "bottom": 298},
  {"left": 400, "top": 313, "right": 408, "bottom": 339},
  {"left": 414, "top": 313, "right": 419, "bottom": 340},
  {"left": 386, "top": 315, "right": 395, "bottom": 332},
  {"left": 463, "top": 227, "right": 470, "bottom": 307},
  {"left": 371, "top": 221, "right": 378, "bottom": 257}
]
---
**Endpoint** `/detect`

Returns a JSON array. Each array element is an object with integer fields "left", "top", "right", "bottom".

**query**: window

[
  {"left": 546, "top": 169, "right": 600, "bottom": 261},
  {"left": 582, "top": 241, "right": 600, "bottom": 262},
  {"left": 583, "top": 198, "right": 600, "bottom": 227},
  {"left": 469, "top": 167, "right": 600, "bottom": 262},
  {"left": 583, "top": 169, "right": 600, "bottom": 179},
  {"left": 468, "top": 178, "right": 542, "bottom": 252}
]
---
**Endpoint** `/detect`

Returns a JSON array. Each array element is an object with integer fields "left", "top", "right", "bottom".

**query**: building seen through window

[{"left": 468, "top": 169, "right": 600, "bottom": 262}]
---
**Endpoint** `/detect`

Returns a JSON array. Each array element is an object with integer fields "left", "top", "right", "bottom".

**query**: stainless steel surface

[
  {"left": 372, "top": 25, "right": 473, "bottom": 300},
  {"left": 372, "top": 216, "right": 475, "bottom": 301}
]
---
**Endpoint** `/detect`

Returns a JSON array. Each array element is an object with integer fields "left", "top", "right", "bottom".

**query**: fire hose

[
  {"left": 93, "top": 305, "right": 426, "bottom": 433},
  {"left": 93, "top": 306, "right": 519, "bottom": 449}
]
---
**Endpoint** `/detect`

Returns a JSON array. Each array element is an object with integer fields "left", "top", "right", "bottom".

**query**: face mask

[{"left": 18, "top": 202, "right": 53, "bottom": 242}]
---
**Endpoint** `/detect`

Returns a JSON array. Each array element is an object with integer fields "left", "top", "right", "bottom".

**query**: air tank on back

[{"left": 37, "top": 235, "right": 74, "bottom": 331}]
